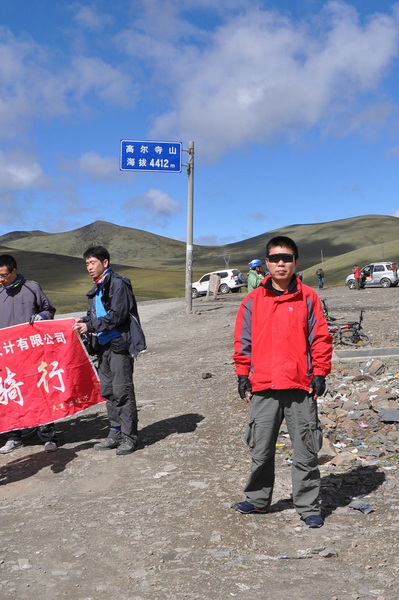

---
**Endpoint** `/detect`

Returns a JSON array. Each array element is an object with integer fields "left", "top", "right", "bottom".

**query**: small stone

[
  {"left": 201, "top": 372, "right": 212, "bottom": 379},
  {"left": 319, "top": 548, "right": 338, "bottom": 558}
]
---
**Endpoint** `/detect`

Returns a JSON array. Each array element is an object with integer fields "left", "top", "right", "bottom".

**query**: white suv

[
  {"left": 346, "top": 262, "right": 399, "bottom": 289},
  {"left": 192, "top": 269, "right": 246, "bottom": 298}
]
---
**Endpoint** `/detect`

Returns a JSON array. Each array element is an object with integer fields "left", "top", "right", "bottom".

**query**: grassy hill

[{"left": 0, "top": 215, "right": 398, "bottom": 312}]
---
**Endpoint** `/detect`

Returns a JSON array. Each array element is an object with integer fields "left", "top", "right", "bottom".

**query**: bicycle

[
  {"left": 322, "top": 300, "right": 370, "bottom": 346},
  {"left": 327, "top": 309, "right": 370, "bottom": 346},
  {"left": 338, "top": 309, "right": 370, "bottom": 346}
]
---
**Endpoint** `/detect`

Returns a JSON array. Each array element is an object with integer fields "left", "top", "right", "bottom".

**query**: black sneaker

[
  {"left": 303, "top": 515, "right": 324, "bottom": 528},
  {"left": 94, "top": 436, "right": 121, "bottom": 451},
  {"left": 232, "top": 501, "right": 268, "bottom": 514},
  {"left": 115, "top": 437, "right": 137, "bottom": 455}
]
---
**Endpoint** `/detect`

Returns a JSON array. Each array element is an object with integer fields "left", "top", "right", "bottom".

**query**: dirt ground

[{"left": 1, "top": 284, "right": 399, "bottom": 600}]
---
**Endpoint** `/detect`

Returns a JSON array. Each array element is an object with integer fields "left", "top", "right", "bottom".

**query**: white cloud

[
  {"left": 2, "top": 1, "right": 397, "bottom": 164},
  {"left": 61, "top": 151, "right": 121, "bottom": 182},
  {"left": 125, "top": 188, "right": 180, "bottom": 215},
  {"left": 0, "top": 151, "right": 45, "bottom": 191},
  {"left": 0, "top": 27, "right": 69, "bottom": 136},
  {"left": 0, "top": 25, "right": 137, "bottom": 141},
  {"left": 133, "top": 1, "right": 399, "bottom": 159},
  {"left": 123, "top": 188, "right": 181, "bottom": 221},
  {"left": 73, "top": 4, "right": 113, "bottom": 31},
  {"left": 66, "top": 56, "right": 137, "bottom": 108}
]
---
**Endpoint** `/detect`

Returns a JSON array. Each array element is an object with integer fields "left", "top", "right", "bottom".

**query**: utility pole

[
  {"left": 184, "top": 141, "right": 194, "bottom": 314},
  {"left": 321, "top": 250, "right": 324, "bottom": 263}
]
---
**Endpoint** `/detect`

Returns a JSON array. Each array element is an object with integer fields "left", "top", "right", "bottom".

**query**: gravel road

[{"left": 1, "top": 284, "right": 399, "bottom": 600}]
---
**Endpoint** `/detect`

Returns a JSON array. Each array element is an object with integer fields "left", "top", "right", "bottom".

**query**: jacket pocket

[
  {"left": 306, "top": 423, "right": 323, "bottom": 454},
  {"left": 110, "top": 337, "right": 129, "bottom": 354}
]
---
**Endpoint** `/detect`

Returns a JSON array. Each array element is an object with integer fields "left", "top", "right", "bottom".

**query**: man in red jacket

[
  {"left": 352, "top": 264, "right": 361, "bottom": 290},
  {"left": 232, "top": 236, "right": 332, "bottom": 528}
]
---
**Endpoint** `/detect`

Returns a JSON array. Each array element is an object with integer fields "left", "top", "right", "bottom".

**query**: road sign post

[
  {"left": 120, "top": 139, "right": 194, "bottom": 314},
  {"left": 184, "top": 141, "right": 194, "bottom": 314}
]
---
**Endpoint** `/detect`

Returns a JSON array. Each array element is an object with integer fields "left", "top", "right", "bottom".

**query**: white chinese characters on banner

[
  {"left": 0, "top": 318, "right": 103, "bottom": 434},
  {"left": 2, "top": 331, "right": 66, "bottom": 356},
  {"left": 0, "top": 366, "right": 24, "bottom": 406},
  {"left": 37, "top": 361, "right": 66, "bottom": 394}
]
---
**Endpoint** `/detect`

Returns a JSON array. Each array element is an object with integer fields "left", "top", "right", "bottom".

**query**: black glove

[
  {"left": 310, "top": 376, "right": 326, "bottom": 397},
  {"left": 238, "top": 375, "right": 251, "bottom": 399}
]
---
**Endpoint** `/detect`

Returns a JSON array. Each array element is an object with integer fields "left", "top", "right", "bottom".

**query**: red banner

[{"left": 0, "top": 318, "right": 103, "bottom": 434}]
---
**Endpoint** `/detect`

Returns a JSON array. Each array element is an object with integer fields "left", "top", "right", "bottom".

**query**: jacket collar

[
  {"left": 87, "top": 268, "right": 113, "bottom": 297},
  {"left": 261, "top": 274, "right": 299, "bottom": 296}
]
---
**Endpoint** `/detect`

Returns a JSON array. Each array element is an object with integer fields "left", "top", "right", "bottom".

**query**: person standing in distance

[
  {"left": 352, "top": 264, "right": 361, "bottom": 290},
  {"left": 232, "top": 236, "right": 332, "bottom": 528},
  {"left": 74, "top": 246, "right": 144, "bottom": 455},
  {"left": 315, "top": 266, "right": 325, "bottom": 290},
  {"left": 0, "top": 254, "right": 58, "bottom": 454},
  {"left": 246, "top": 259, "right": 264, "bottom": 293}
]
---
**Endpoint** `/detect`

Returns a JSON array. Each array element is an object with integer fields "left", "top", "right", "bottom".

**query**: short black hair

[
  {"left": 83, "top": 246, "right": 110, "bottom": 262},
  {"left": 266, "top": 236, "right": 298, "bottom": 259},
  {"left": 0, "top": 254, "right": 17, "bottom": 271}
]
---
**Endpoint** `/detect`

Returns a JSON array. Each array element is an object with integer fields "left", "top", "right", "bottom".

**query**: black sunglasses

[{"left": 267, "top": 253, "right": 296, "bottom": 263}]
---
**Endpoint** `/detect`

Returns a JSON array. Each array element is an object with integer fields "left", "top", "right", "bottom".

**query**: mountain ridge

[{"left": 0, "top": 215, "right": 398, "bottom": 312}]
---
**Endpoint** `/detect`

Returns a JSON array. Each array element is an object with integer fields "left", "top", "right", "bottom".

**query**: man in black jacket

[{"left": 74, "top": 246, "right": 145, "bottom": 455}]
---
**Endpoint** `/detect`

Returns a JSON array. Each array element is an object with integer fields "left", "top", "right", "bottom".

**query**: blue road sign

[{"left": 120, "top": 140, "right": 182, "bottom": 173}]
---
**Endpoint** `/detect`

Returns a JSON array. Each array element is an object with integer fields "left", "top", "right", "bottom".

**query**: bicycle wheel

[{"left": 340, "top": 329, "right": 370, "bottom": 347}]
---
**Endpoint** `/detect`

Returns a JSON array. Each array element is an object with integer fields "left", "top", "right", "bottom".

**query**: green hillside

[
  {"left": 0, "top": 221, "right": 186, "bottom": 269},
  {"left": 0, "top": 215, "right": 398, "bottom": 312}
]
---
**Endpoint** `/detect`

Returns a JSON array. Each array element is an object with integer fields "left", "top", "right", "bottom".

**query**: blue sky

[{"left": 1, "top": 0, "right": 399, "bottom": 245}]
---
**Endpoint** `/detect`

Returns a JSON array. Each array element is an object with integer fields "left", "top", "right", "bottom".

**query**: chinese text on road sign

[{"left": 120, "top": 140, "right": 182, "bottom": 173}]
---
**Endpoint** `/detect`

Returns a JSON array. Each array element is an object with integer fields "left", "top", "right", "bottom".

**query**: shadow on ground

[
  {"left": 139, "top": 413, "right": 205, "bottom": 447},
  {"left": 0, "top": 412, "right": 205, "bottom": 486},
  {"left": 266, "top": 465, "right": 385, "bottom": 520},
  {"left": 0, "top": 444, "right": 91, "bottom": 485}
]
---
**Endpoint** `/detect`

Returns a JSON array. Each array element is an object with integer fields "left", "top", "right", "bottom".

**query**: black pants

[
  {"left": 98, "top": 342, "right": 138, "bottom": 442},
  {"left": 9, "top": 423, "right": 57, "bottom": 444}
]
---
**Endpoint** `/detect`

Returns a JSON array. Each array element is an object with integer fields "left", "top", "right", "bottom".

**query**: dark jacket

[
  {"left": 0, "top": 276, "right": 56, "bottom": 328},
  {"left": 83, "top": 269, "right": 146, "bottom": 357}
]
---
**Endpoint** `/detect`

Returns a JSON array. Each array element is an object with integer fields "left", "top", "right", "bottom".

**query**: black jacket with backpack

[{"left": 83, "top": 269, "right": 146, "bottom": 357}]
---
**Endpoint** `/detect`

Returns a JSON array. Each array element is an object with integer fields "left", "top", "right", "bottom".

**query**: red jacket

[{"left": 232, "top": 275, "right": 332, "bottom": 393}]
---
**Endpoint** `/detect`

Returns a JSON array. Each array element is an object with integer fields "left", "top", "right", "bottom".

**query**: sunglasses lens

[{"left": 268, "top": 254, "right": 295, "bottom": 263}]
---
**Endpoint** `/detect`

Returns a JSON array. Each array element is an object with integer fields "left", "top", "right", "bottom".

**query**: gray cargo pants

[
  {"left": 243, "top": 389, "right": 323, "bottom": 518},
  {"left": 98, "top": 344, "right": 138, "bottom": 442}
]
